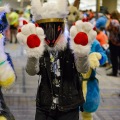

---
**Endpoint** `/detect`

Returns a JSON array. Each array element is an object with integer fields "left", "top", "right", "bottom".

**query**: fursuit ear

[
  {"left": 73, "top": 0, "right": 80, "bottom": 9},
  {"left": 67, "top": 0, "right": 70, "bottom": 6}
]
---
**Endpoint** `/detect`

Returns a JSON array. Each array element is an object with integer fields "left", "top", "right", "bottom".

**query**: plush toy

[
  {"left": 0, "top": 5, "right": 15, "bottom": 120},
  {"left": 67, "top": 1, "right": 107, "bottom": 120},
  {"left": 81, "top": 40, "right": 107, "bottom": 120}
]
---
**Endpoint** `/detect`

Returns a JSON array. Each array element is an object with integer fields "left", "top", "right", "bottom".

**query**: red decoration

[
  {"left": 93, "top": 27, "right": 96, "bottom": 31},
  {"left": 18, "top": 28, "right": 21, "bottom": 32},
  {"left": 73, "top": 22, "right": 76, "bottom": 25},
  {"left": 27, "top": 34, "right": 41, "bottom": 48},
  {"left": 74, "top": 32, "right": 88, "bottom": 46},
  {"left": 35, "top": 23, "right": 39, "bottom": 27},
  {"left": 23, "top": 20, "right": 28, "bottom": 25},
  {"left": 82, "top": 18, "right": 89, "bottom": 22}
]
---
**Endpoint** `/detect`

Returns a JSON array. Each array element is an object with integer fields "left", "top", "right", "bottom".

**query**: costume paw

[
  {"left": 0, "top": 61, "right": 15, "bottom": 88},
  {"left": 17, "top": 21, "right": 45, "bottom": 58},
  {"left": 70, "top": 20, "right": 97, "bottom": 56},
  {"left": 89, "top": 52, "right": 102, "bottom": 69},
  {"left": 0, "top": 116, "right": 7, "bottom": 120}
]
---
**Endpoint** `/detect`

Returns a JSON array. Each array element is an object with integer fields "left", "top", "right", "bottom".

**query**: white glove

[
  {"left": 70, "top": 20, "right": 97, "bottom": 56},
  {"left": 17, "top": 22, "right": 45, "bottom": 58},
  {"left": 88, "top": 52, "right": 102, "bottom": 69}
]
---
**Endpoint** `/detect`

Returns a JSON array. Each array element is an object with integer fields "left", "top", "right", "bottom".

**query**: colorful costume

[
  {"left": 67, "top": 1, "right": 107, "bottom": 120},
  {"left": 17, "top": 0, "right": 97, "bottom": 120},
  {"left": 81, "top": 40, "right": 107, "bottom": 120},
  {"left": 0, "top": 5, "right": 15, "bottom": 120}
]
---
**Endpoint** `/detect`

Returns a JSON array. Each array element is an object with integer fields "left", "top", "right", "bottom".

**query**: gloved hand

[
  {"left": 70, "top": 20, "right": 97, "bottom": 56},
  {"left": 0, "top": 34, "right": 15, "bottom": 88},
  {"left": 17, "top": 21, "right": 45, "bottom": 58},
  {"left": 88, "top": 52, "right": 102, "bottom": 69}
]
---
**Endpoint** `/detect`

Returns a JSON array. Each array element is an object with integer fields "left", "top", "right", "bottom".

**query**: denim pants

[{"left": 35, "top": 107, "right": 79, "bottom": 120}]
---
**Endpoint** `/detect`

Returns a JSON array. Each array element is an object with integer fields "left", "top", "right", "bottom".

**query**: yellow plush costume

[
  {"left": 81, "top": 41, "right": 107, "bottom": 120},
  {"left": 81, "top": 52, "right": 101, "bottom": 120},
  {"left": 0, "top": 116, "right": 7, "bottom": 120},
  {"left": 0, "top": 5, "right": 15, "bottom": 120},
  {"left": 0, "top": 34, "right": 15, "bottom": 88}
]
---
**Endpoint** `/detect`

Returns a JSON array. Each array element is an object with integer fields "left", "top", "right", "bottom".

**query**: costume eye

[{"left": 73, "top": 12, "right": 76, "bottom": 16}]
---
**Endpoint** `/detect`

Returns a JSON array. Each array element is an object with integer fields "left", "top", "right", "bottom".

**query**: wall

[{"left": 0, "top": 0, "right": 30, "bottom": 10}]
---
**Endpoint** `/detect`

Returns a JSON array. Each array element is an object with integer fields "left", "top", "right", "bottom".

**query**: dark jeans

[
  {"left": 10, "top": 25, "right": 18, "bottom": 43},
  {"left": 35, "top": 108, "right": 79, "bottom": 120},
  {"left": 109, "top": 42, "right": 120, "bottom": 75}
]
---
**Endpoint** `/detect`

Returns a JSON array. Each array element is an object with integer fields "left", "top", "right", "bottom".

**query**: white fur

[
  {"left": 31, "top": 0, "right": 68, "bottom": 20},
  {"left": 0, "top": 35, "right": 7, "bottom": 62},
  {"left": 31, "top": 0, "right": 42, "bottom": 20},
  {"left": 17, "top": 23, "right": 45, "bottom": 58},
  {"left": 0, "top": 4, "right": 10, "bottom": 13},
  {"left": 0, "top": 61, "right": 15, "bottom": 87},
  {"left": 70, "top": 20, "right": 97, "bottom": 56}
]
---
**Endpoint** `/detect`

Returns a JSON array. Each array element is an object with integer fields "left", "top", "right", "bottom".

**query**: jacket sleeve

[
  {"left": 26, "top": 57, "right": 40, "bottom": 76},
  {"left": 74, "top": 54, "right": 90, "bottom": 73}
]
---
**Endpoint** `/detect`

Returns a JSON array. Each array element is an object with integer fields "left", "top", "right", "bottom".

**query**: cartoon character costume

[
  {"left": 17, "top": 0, "right": 97, "bottom": 120},
  {"left": 81, "top": 40, "right": 107, "bottom": 120},
  {"left": 67, "top": 1, "right": 107, "bottom": 120},
  {"left": 0, "top": 5, "right": 15, "bottom": 120}
]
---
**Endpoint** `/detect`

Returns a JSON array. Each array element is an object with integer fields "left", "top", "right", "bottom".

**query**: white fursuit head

[{"left": 31, "top": 0, "right": 69, "bottom": 51}]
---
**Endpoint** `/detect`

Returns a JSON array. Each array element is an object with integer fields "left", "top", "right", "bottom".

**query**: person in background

[
  {"left": 8, "top": 8, "right": 19, "bottom": 43},
  {"left": 106, "top": 10, "right": 120, "bottom": 77},
  {"left": 96, "top": 27, "right": 111, "bottom": 67},
  {"left": 95, "top": 8, "right": 109, "bottom": 31},
  {"left": 18, "top": 11, "right": 28, "bottom": 29}
]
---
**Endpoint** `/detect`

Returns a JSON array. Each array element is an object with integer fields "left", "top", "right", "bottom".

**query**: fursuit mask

[
  {"left": 31, "top": 0, "right": 68, "bottom": 47},
  {"left": 36, "top": 19, "right": 64, "bottom": 47}
]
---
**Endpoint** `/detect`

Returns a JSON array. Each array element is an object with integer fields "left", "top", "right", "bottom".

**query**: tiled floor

[{"left": 3, "top": 43, "right": 120, "bottom": 120}]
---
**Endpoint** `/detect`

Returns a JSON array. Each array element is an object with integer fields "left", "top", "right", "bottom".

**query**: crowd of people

[
  {"left": 78, "top": 8, "right": 120, "bottom": 77},
  {"left": 4, "top": 5, "right": 120, "bottom": 77}
]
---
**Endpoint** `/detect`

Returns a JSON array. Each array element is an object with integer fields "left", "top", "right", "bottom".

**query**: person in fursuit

[
  {"left": 0, "top": 5, "right": 16, "bottom": 120},
  {"left": 17, "top": 0, "right": 97, "bottom": 120},
  {"left": 67, "top": 1, "right": 107, "bottom": 120}
]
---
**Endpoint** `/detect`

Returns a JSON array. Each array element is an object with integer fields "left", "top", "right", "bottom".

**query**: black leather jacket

[{"left": 36, "top": 47, "right": 85, "bottom": 111}]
